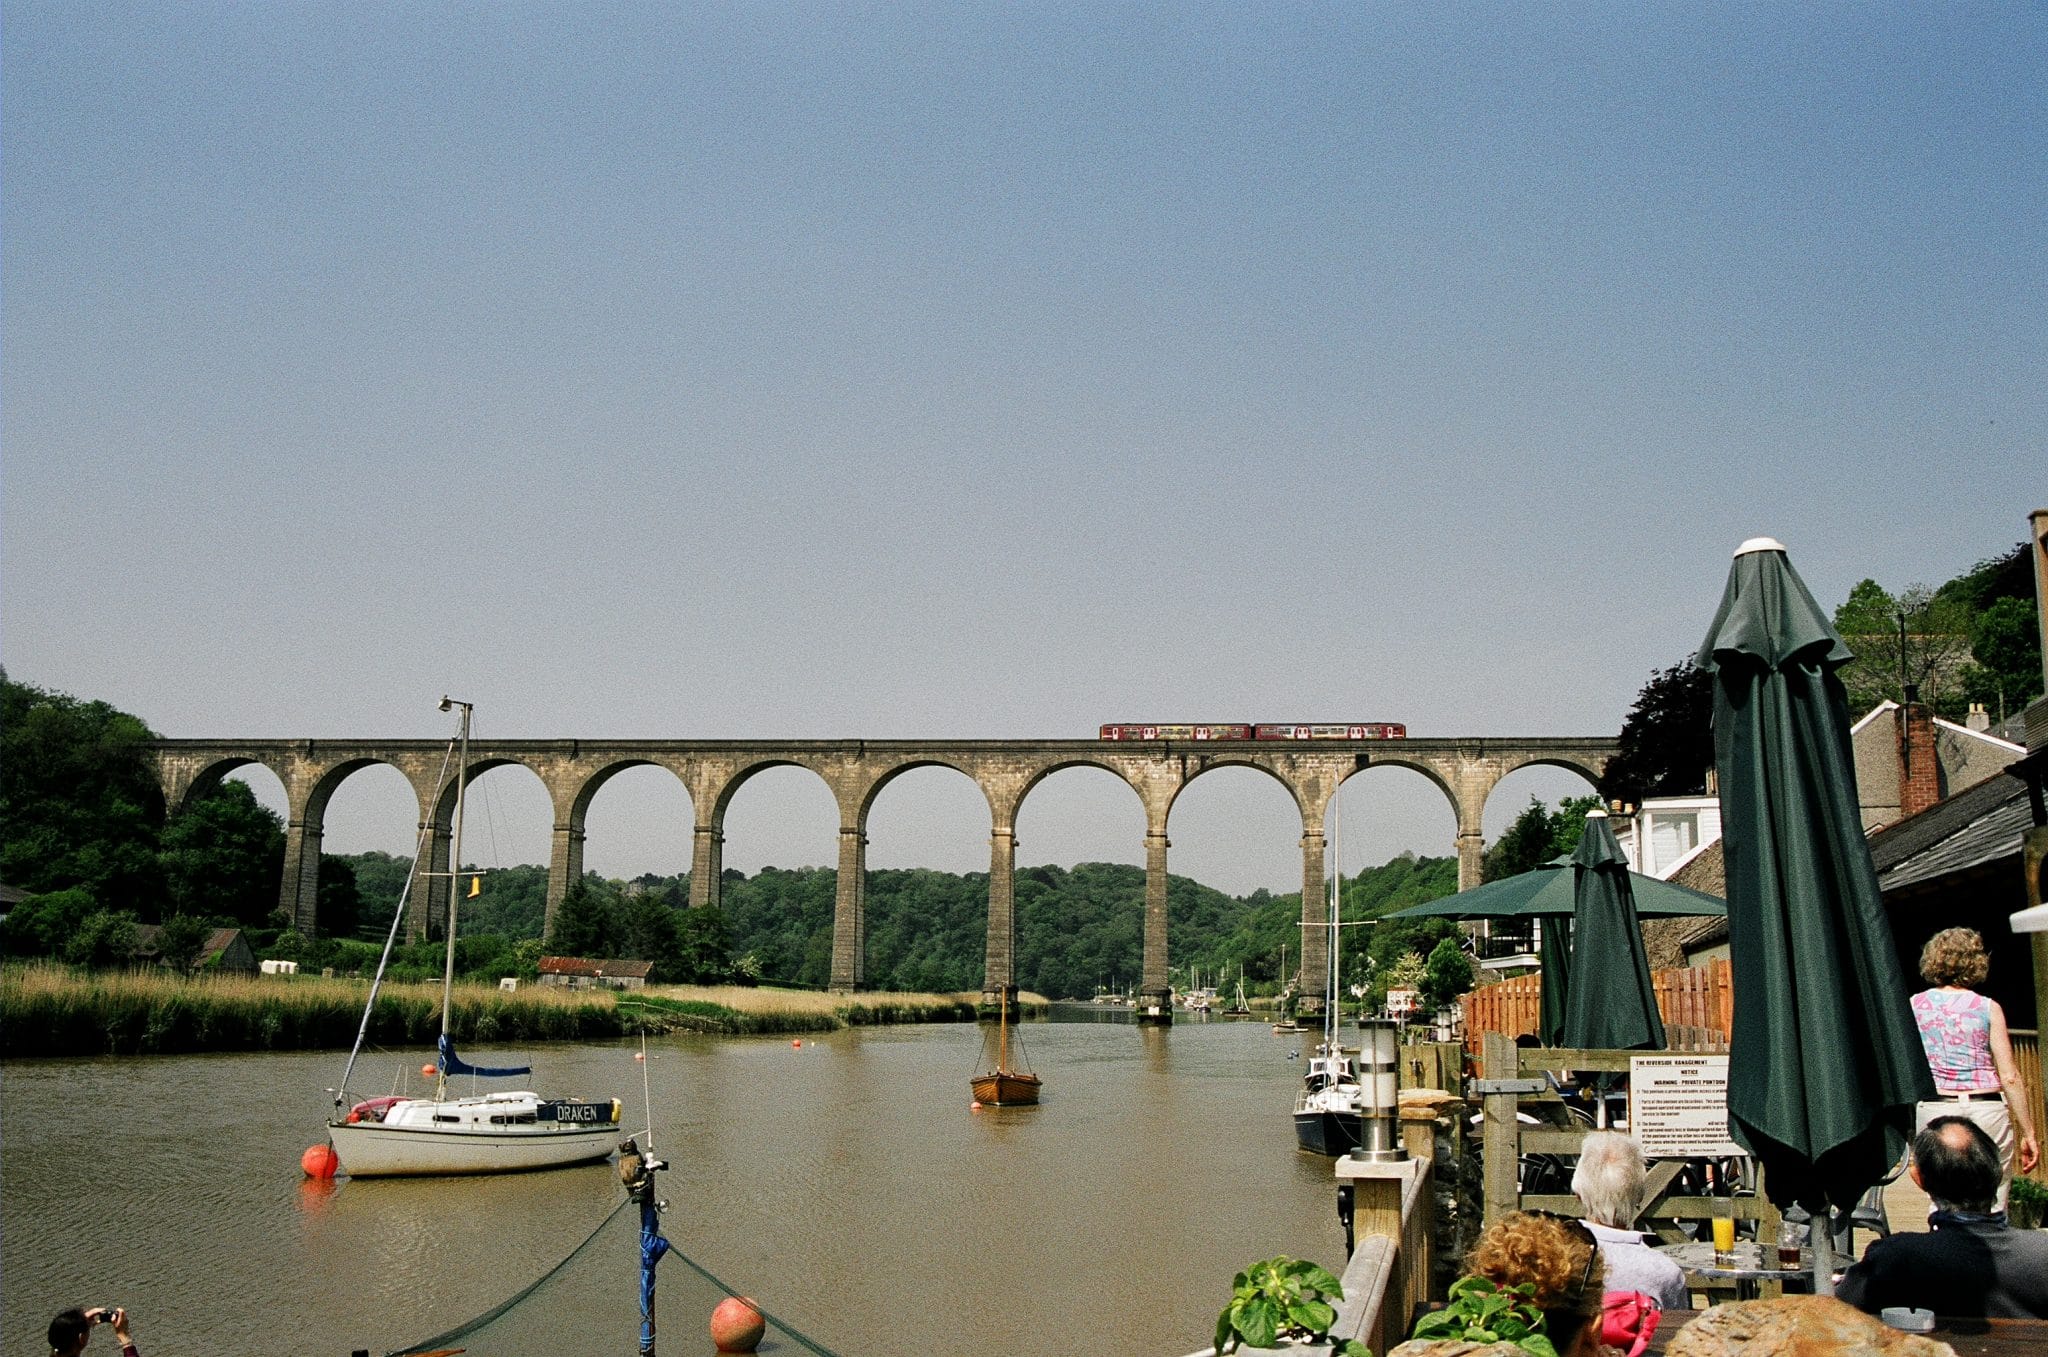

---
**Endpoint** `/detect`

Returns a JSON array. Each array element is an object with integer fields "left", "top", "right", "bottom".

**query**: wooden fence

[{"left": 1461, "top": 958, "right": 1733, "bottom": 1054}]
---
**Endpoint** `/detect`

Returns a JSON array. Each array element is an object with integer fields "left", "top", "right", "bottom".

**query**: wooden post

[{"left": 1482, "top": 1030, "right": 1520, "bottom": 1225}]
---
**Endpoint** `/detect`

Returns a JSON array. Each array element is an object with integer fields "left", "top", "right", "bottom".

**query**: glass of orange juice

[{"left": 1710, "top": 1199, "right": 1736, "bottom": 1259}]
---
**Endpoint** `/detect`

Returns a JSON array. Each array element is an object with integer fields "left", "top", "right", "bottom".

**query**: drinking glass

[{"left": 1710, "top": 1198, "right": 1736, "bottom": 1259}]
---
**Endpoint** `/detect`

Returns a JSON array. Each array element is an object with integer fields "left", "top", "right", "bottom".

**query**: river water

[{"left": 2, "top": 1009, "right": 1352, "bottom": 1356}]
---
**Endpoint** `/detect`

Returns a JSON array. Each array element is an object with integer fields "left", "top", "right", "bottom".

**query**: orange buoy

[
  {"left": 634, "top": 1051, "right": 646, "bottom": 1061},
  {"left": 710, "top": 1296, "right": 766, "bottom": 1353},
  {"left": 791, "top": 1039, "right": 801, "bottom": 1048},
  {"left": 420, "top": 1062, "right": 437, "bottom": 1077},
  {"left": 301, "top": 1144, "right": 339, "bottom": 1179},
  {"left": 970, "top": 1100, "right": 983, "bottom": 1111}
]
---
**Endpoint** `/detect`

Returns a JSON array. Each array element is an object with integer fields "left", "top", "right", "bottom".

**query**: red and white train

[{"left": 1097, "top": 722, "right": 1407, "bottom": 741}]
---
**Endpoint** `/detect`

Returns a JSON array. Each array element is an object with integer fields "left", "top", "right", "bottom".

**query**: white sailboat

[
  {"left": 326, "top": 698, "right": 621, "bottom": 1177},
  {"left": 1293, "top": 801, "right": 1365, "bottom": 1155}
]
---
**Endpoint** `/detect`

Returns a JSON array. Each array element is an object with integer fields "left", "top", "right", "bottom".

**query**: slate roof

[{"left": 1869, "top": 770, "right": 2033, "bottom": 894}]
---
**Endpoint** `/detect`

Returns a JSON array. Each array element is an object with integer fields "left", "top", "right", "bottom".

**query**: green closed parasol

[
  {"left": 1697, "top": 538, "right": 1933, "bottom": 1224},
  {"left": 1558, "top": 808, "right": 1666, "bottom": 1051}
]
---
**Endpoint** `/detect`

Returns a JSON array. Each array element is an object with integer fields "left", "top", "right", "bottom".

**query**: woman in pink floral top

[{"left": 1910, "top": 927, "right": 2039, "bottom": 1212}]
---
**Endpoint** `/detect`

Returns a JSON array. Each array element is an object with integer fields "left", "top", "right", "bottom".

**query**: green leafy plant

[
  {"left": 1408, "top": 1276, "right": 1557, "bottom": 1357},
  {"left": 2010, "top": 1175, "right": 2047, "bottom": 1229},
  {"left": 1213, "top": 1256, "right": 1369, "bottom": 1355}
]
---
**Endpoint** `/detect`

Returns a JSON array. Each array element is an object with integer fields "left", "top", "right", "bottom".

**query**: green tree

[
  {"left": 545, "top": 881, "right": 617, "bottom": 957},
  {"left": 675, "top": 904, "right": 732, "bottom": 983},
  {"left": 0, "top": 887, "right": 97, "bottom": 958},
  {"left": 0, "top": 678, "right": 166, "bottom": 914},
  {"left": 156, "top": 913, "right": 211, "bottom": 970},
  {"left": 158, "top": 779, "right": 285, "bottom": 926},
  {"left": 65, "top": 909, "right": 141, "bottom": 967},
  {"left": 620, "top": 891, "right": 685, "bottom": 980},
  {"left": 1961, "top": 595, "right": 2044, "bottom": 722},
  {"left": 1549, "top": 795, "right": 1603, "bottom": 859},
  {"left": 1483, "top": 798, "right": 1557, "bottom": 882},
  {"left": 317, "top": 855, "right": 363, "bottom": 939},
  {"left": 1422, "top": 936, "right": 1476, "bottom": 1011},
  {"left": 1598, "top": 660, "right": 1714, "bottom": 805},
  {"left": 1833, "top": 580, "right": 1975, "bottom": 718}
]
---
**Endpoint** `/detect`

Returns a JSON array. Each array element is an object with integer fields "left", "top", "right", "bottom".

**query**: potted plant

[
  {"left": 2010, "top": 1175, "right": 2047, "bottom": 1231},
  {"left": 1212, "top": 1256, "right": 1369, "bottom": 1355},
  {"left": 1408, "top": 1276, "right": 1559, "bottom": 1357}
]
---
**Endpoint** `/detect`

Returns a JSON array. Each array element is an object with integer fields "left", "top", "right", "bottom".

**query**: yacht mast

[{"left": 435, "top": 696, "right": 472, "bottom": 1099}]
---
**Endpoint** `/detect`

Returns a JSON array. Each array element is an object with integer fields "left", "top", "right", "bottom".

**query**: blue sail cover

[{"left": 438, "top": 1033, "right": 532, "bottom": 1078}]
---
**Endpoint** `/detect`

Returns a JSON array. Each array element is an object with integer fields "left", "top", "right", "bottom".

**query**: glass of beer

[{"left": 1777, "top": 1218, "right": 1803, "bottom": 1270}]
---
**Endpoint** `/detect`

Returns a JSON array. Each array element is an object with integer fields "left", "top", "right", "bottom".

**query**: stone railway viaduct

[{"left": 150, "top": 735, "right": 1615, "bottom": 1015}]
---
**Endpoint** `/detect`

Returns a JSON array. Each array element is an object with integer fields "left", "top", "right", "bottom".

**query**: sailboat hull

[
  {"left": 970, "top": 1072, "right": 1042, "bottom": 1106},
  {"left": 328, "top": 1090, "right": 620, "bottom": 1177}
]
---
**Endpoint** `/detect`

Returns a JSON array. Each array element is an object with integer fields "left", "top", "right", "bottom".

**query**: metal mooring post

[{"left": 620, "top": 1136, "right": 672, "bottom": 1356}]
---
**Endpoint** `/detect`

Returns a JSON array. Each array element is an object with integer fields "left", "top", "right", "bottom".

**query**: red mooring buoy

[
  {"left": 420, "top": 1062, "right": 437, "bottom": 1077},
  {"left": 710, "top": 1296, "right": 766, "bottom": 1353},
  {"left": 301, "top": 1144, "right": 339, "bottom": 1179}
]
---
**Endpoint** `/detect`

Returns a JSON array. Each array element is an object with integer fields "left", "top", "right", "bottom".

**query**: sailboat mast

[
  {"left": 997, "top": 987, "right": 1010, "bottom": 1072},
  {"left": 1327, "top": 795, "right": 1341, "bottom": 1040},
  {"left": 436, "top": 697, "right": 472, "bottom": 1098}
]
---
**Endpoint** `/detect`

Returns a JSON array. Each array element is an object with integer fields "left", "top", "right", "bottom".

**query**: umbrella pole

[{"left": 1811, "top": 1207, "right": 1835, "bottom": 1297}]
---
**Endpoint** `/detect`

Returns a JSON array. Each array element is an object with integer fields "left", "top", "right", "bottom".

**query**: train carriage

[
  {"left": 1252, "top": 723, "right": 1407, "bottom": 741},
  {"left": 1097, "top": 723, "right": 1253, "bottom": 741},
  {"left": 1098, "top": 722, "right": 1405, "bottom": 741}
]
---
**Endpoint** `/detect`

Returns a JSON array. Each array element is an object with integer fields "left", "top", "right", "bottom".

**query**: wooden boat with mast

[{"left": 971, "top": 986, "right": 1041, "bottom": 1106}]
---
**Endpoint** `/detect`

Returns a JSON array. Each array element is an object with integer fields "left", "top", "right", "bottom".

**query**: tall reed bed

[
  {"left": 0, "top": 965, "right": 1015, "bottom": 1055},
  {"left": 0, "top": 963, "right": 622, "bottom": 1057},
  {"left": 615, "top": 985, "right": 1000, "bottom": 1034}
]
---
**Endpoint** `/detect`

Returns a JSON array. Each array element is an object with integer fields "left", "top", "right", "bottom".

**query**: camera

[{"left": 96, "top": 1307, "right": 119, "bottom": 1323}]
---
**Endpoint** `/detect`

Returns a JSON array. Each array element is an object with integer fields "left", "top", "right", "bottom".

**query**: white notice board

[{"left": 1628, "top": 1054, "right": 1745, "bottom": 1158}]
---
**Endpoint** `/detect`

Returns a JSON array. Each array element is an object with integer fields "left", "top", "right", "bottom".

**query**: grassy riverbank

[{"left": 0, "top": 963, "right": 1040, "bottom": 1057}]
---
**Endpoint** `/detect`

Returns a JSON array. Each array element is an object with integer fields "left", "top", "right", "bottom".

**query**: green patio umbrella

[
  {"left": 1698, "top": 538, "right": 1933, "bottom": 1225},
  {"left": 1382, "top": 859, "right": 1726, "bottom": 921},
  {"left": 1385, "top": 848, "right": 1719, "bottom": 1047},
  {"left": 1559, "top": 808, "right": 1666, "bottom": 1051},
  {"left": 1537, "top": 916, "right": 1572, "bottom": 1047}
]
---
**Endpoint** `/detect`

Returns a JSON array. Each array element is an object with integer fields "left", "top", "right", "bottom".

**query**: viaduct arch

[{"left": 151, "top": 735, "right": 1615, "bottom": 1016}]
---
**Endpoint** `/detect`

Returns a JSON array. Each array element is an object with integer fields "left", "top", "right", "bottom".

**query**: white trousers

[{"left": 1915, "top": 1096, "right": 2015, "bottom": 1213}]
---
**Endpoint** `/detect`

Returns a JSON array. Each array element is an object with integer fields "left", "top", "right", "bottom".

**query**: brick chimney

[{"left": 1897, "top": 695, "right": 1941, "bottom": 819}]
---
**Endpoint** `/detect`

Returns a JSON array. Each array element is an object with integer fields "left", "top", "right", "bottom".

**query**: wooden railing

[
  {"left": 2014, "top": 1028, "right": 2045, "bottom": 1188},
  {"left": 1460, "top": 959, "right": 1734, "bottom": 1053},
  {"left": 1326, "top": 1104, "right": 1447, "bottom": 1356}
]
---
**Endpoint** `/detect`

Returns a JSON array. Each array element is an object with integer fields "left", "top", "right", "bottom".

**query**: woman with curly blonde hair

[
  {"left": 1464, "top": 1212, "right": 1609, "bottom": 1357},
  {"left": 1911, "top": 927, "right": 2039, "bottom": 1211}
]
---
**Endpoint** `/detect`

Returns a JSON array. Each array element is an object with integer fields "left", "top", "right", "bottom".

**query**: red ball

[
  {"left": 301, "top": 1144, "right": 339, "bottom": 1179},
  {"left": 710, "top": 1296, "right": 765, "bottom": 1353},
  {"left": 420, "top": 1063, "right": 437, "bottom": 1077}
]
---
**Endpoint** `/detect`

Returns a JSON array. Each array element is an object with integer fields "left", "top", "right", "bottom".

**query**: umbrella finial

[
  {"left": 1733, "top": 536, "right": 1787, "bottom": 557},
  {"left": 1584, "top": 806, "right": 1609, "bottom": 819}
]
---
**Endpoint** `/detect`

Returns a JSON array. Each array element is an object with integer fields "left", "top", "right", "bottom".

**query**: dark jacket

[{"left": 1836, "top": 1211, "right": 2048, "bottom": 1320}]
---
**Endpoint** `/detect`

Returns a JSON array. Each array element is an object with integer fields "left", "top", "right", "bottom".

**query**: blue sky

[{"left": 6, "top": 5, "right": 2043, "bottom": 894}]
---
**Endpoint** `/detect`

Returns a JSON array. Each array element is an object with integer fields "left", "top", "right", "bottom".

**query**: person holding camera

[{"left": 47, "top": 1305, "right": 138, "bottom": 1357}]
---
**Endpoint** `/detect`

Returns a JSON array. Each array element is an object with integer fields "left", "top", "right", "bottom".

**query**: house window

[{"left": 1648, "top": 812, "right": 1699, "bottom": 872}]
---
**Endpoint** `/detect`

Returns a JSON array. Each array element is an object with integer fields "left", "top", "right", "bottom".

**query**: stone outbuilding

[
  {"left": 537, "top": 955, "right": 655, "bottom": 991},
  {"left": 134, "top": 925, "right": 259, "bottom": 974}
]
